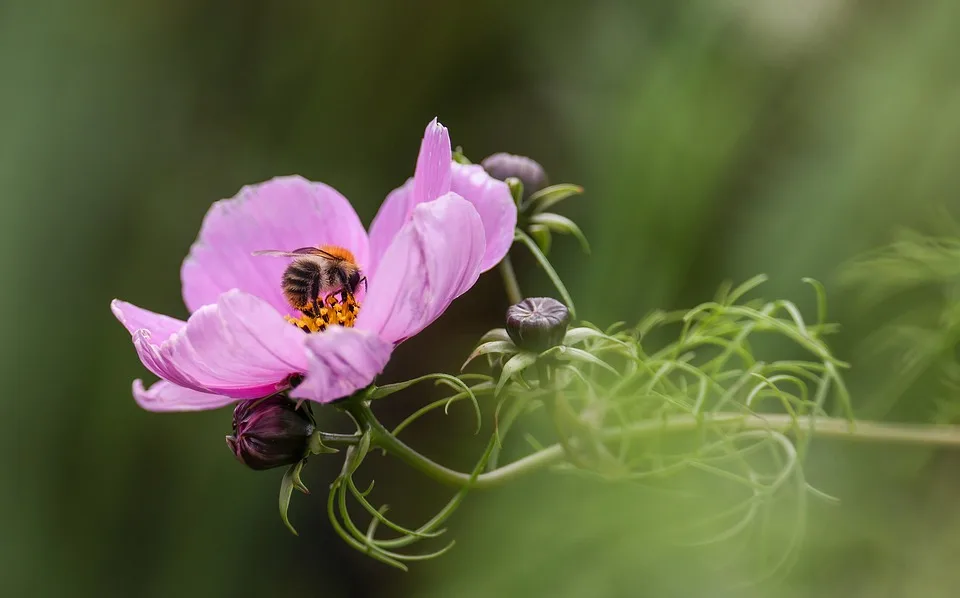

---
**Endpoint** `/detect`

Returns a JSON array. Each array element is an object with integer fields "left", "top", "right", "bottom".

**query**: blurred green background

[{"left": 5, "top": 0, "right": 960, "bottom": 596}]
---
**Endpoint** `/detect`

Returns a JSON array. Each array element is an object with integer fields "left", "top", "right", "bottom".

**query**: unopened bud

[
  {"left": 481, "top": 153, "right": 549, "bottom": 197},
  {"left": 506, "top": 297, "right": 571, "bottom": 352},
  {"left": 226, "top": 397, "right": 314, "bottom": 470}
]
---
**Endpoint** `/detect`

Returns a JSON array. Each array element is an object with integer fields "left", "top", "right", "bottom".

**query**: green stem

[
  {"left": 355, "top": 405, "right": 960, "bottom": 490},
  {"left": 540, "top": 362, "right": 588, "bottom": 467},
  {"left": 499, "top": 254, "right": 523, "bottom": 305},
  {"left": 348, "top": 400, "right": 481, "bottom": 488},
  {"left": 316, "top": 432, "right": 363, "bottom": 446}
]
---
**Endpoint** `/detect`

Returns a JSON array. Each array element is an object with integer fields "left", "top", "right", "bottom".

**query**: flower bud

[
  {"left": 481, "top": 153, "right": 549, "bottom": 197},
  {"left": 226, "top": 397, "right": 315, "bottom": 470},
  {"left": 506, "top": 297, "right": 571, "bottom": 352}
]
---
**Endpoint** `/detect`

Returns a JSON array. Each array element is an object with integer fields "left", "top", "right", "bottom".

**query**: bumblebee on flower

[
  {"left": 111, "top": 118, "right": 516, "bottom": 408},
  {"left": 110, "top": 117, "right": 607, "bottom": 562}
]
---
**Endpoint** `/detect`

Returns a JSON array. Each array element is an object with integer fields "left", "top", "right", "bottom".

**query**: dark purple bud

[
  {"left": 506, "top": 297, "right": 571, "bottom": 352},
  {"left": 481, "top": 153, "right": 549, "bottom": 197},
  {"left": 226, "top": 397, "right": 314, "bottom": 471}
]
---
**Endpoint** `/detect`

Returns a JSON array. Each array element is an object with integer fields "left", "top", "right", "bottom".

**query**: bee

[{"left": 253, "top": 245, "right": 366, "bottom": 316}]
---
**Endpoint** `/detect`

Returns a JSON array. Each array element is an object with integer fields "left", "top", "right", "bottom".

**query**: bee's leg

[
  {"left": 307, "top": 272, "right": 323, "bottom": 316},
  {"left": 337, "top": 270, "right": 352, "bottom": 303}
]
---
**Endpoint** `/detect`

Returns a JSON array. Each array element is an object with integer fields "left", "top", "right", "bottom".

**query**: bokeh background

[{"left": 5, "top": 1, "right": 960, "bottom": 596}]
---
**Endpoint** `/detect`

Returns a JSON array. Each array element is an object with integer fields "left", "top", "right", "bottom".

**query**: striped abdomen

[{"left": 281, "top": 258, "right": 343, "bottom": 312}]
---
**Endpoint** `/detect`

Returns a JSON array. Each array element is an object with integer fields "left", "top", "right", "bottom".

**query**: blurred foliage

[{"left": 4, "top": 0, "right": 960, "bottom": 596}]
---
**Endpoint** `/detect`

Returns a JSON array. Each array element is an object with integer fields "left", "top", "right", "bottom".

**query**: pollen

[{"left": 285, "top": 294, "right": 361, "bottom": 333}]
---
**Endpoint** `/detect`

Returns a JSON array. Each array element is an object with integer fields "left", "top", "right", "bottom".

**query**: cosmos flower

[{"left": 111, "top": 119, "right": 516, "bottom": 411}]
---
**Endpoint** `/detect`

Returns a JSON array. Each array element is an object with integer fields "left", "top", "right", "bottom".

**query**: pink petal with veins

[{"left": 358, "top": 193, "right": 485, "bottom": 344}]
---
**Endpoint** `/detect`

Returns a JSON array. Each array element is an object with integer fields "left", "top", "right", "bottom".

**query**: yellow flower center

[{"left": 285, "top": 294, "right": 361, "bottom": 333}]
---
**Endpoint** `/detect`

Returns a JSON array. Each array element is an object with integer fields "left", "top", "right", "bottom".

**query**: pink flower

[{"left": 112, "top": 119, "right": 516, "bottom": 411}]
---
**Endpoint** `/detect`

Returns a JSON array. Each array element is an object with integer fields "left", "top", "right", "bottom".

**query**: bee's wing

[{"left": 252, "top": 247, "right": 334, "bottom": 260}]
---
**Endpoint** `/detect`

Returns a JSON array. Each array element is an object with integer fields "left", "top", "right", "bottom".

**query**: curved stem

[
  {"left": 499, "top": 254, "right": 523, "bottom": 305},
  {"left": 349, "top": 400, "right": 480, "bottom": 487},
  {"left": 353, "top": 403, "right": 960, "bottom": 490}
]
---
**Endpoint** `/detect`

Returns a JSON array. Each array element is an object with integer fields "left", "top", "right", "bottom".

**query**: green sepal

[
  {"left": 495, "top": 352, "right": 538, "bottom": 396},
  {"left": 562, "top": 327, "right": 635, "bottom": 354},
  {"left": 528, "top": 223, "right": 552, "bottom": 256},
  {"left": 452, "top": 147, "right": 472, "bottom": 165},
  {"left": 308, "top": 432, "right": 339, "bottom": 455},
  {"left": 478, "top": 328, "right": 511, "bottom": 344},
  {"left": 541, "top": 345, "right": 618, "bottom": 376},
  {"left": 279, "top": 459, "right": 309, "bottom": 536},
  {"left": 562, "top": 326, "right": 607, "bottom": 346},
  {"left": 462, "top": 340, "right": 518, "bottom": 371},
  {"left": 506, "top": 177, "right": 525, "bottom": 208},
  {"left": 523, "top": 183, "right": 584, "bottom": 214},
  {"left": 529, "top": 212, "right": 590, "bottom": 254}
]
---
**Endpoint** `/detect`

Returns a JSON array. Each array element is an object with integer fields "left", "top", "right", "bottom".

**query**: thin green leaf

[
  {"left": 458, "top": 373, "right": 494, "bottom": 383},
  {"left": 391, "top": 382, "right": 494, "bottom": 437},
  {"left": 346, "top": 477, "right": 446, "bottom": 541},
  {"left": 524, "top": 183, "right": 584, "bottom": 214},
  {"left": 326, "top": 479, "right": 408, "bottom": 571},
  {"left": 806, "top": 483, "right": 841, "bottom": 505},
  {"left": 529, "top": 212, "right": 590, "bottom": 253},
  {"left": 370, "top": 373, "right": 474, "bottom": 400},
  {"left": 515, "top": 228, "right": 577, "bottom": 318},
  {"left": 725, "top": 274, "right": 769, "bottom": 305},
  {"left": 373, "top": 434, "right": 498, "bottom": 551},
  {"left": 802, "top": 277, "right": 828, "bottom": 331}
]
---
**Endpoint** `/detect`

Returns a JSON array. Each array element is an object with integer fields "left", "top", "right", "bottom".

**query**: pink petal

[
  {"left": 112, "top": 291, "right": 308, "bottom": 398},
  {"left": 357, "top": 193, "right": 485, "bottom": 344},
  {"left": 450, "top": 163, "right": 517, "bottom": 271},
  {"left": 132, "top": 379, "right": 237, "bottom": 412},
  {"left": 368, "top": 119, "right": 452, "bottom": 273},
  {"left": 112, "top": 299, "right": 185, "bottom": 339},
  {"left": 181, "top": 175, "right": 369, "bottom": 314},
  {"left": 412, "top": 118, "right": 452, "bottom": 206},
  {"left": 367, "top": 179, "right": 412, "bottom": 276},
  {"left": 289, "top": 327, "right": 393, "bottom": 404}
]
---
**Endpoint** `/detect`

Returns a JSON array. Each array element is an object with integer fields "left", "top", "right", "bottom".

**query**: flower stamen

[{"left": 285, "top": 294, "right": 361, "bottom": 333}]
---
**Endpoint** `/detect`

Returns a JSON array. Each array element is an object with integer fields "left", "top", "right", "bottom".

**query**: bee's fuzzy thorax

[{"left": 318, "top": 245, "right": 357, "bottom": 265}]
